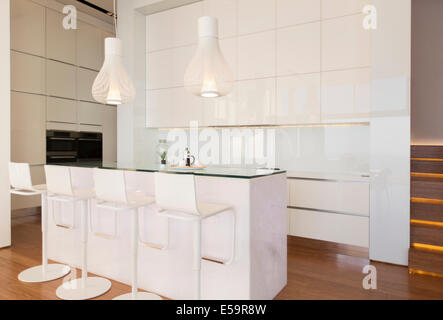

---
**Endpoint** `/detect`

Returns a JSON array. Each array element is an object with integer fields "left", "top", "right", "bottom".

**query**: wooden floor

[{"left": 2, "top": 209, "right": 443, "bottom": 300}]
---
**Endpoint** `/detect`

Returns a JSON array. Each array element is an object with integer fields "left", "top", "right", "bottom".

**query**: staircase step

[
  {"left": 411, "top": 200, "right": 443, "bottom": 223},
  {"left": 412, "top": 145, "right": 443, "bottom": 159},
  {"left": 412, "top": 159, "right": 443, "bottom": 174},
  {"left": 411, "top": 175, "right": 443, "bottom": 199},
  {"left": 409, "top": 247, "right": 443, "bottom": 277},
  {"left": 411, "top": 223, "right": 443, "bottom": 247}
]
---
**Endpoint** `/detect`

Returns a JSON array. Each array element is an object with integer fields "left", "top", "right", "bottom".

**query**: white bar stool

[
  {"left": 92, "top": 168, "right": 163, "bottom": 300},
  {"left": 155, "top": 172, "right": 235, "bottom": 300},
  {"left": 9, "top": 162, "right": 71, "bottom": 283},
  {"left": 44, "top": 165, "right": 112, "bottom": 300}
]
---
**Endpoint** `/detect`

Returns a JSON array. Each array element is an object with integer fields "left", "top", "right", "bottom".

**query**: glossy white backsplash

[{"left": 134, "top": 124, "right": 369, "bottom": 176}]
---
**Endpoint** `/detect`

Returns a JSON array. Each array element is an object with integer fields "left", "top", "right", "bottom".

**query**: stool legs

[
  {"left": 56, "top": 199, "right": 112, "bottom": 300},
  {"left": 18, "top": 193, "right": 71, "bottom": 283},
  {"left": 193, "top": 219, "right": 202, "bottom": 300},
  {"left": 113, "top": 208, "right": 162, "bottom": 300}
]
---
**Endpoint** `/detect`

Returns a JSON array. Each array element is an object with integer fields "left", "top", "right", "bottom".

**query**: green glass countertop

[{"left": 51, "top": 161, "right": 286, "bottom": 179}]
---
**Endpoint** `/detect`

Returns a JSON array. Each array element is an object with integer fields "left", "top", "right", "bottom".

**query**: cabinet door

[
  {"left": 46, "top": 8, "right": 76, "bottom": 64},
  {"left": 77, "top": 68, "right": 98, "bottom": 102},
  {"left": 11, "top": 92, "right": 46, "bottom": 165},
  {"left": 11, "top": 0, "right": 45, "bottom": 56},
  {"left": 47, "top": 97, "right": 77, "bottom": 124},
  {"left": 77, "top": 21, "right": 103, "bottom": 71},
  {"left": 47, "top": 60, "right": 76, "bottom": 99},
  {"left": 102, "top": 106, "right": 117, "bottom": 162},
  {"left": 11, "top": 51, "right": 46, "bottom": 95},
  {"left": 78, "top": 101, "right": 103, "bottom": 126}
]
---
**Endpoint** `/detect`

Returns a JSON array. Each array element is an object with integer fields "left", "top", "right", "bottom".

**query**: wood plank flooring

[{"left": 1, "top": 209, "right": 443, "bottom": 300}]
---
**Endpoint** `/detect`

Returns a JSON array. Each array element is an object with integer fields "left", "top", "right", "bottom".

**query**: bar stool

[
  {"left": 92, "top": 168, "right": 163, "bottom": 300},
  {"left": 154, "top": 172, "right": 235, "bottom": 300},
  {"left": 9, "top": 162, "right": 71, "bottom": 283},
  {"left": 44, "top": 165, "right": 112, "bottom": 300}
]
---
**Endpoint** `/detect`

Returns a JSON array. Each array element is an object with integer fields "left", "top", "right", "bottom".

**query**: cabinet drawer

[
  {"left": 47, "top": 97, "right": 77, "bottom": 124},
  {"left": 47, "top": 60, "right": 76, "bottom": 99},
  {"left": 77, "top": 68, "right": 98, "bottom": 102},
  {"left": 11, "top": 51, "right": 46, "bottom": 95},
  {"left": 78, "top": 102, "right": 103, "bottom": 126},
  {"left": 288, "top": 179, "right": 369, "bottom": 216},
  {"left": 288, "top": 208, "right": 369, "bottom": 247}
]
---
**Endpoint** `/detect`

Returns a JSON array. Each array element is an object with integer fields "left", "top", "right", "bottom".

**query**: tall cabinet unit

[{"left": 10, "top": 0, "right": 117, "bottom": 210}]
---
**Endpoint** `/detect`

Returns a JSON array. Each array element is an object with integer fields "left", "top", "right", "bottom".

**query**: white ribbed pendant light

[
  {"left": 92, "top": 0, "right": 135, "bottom": 105},
  {"left": 184, "top": 16, "right": 234, "bottom": 98}
]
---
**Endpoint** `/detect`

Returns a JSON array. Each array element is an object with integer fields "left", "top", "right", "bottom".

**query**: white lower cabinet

[
  {"left": 287, "top": 176, "right": 370, "bottom": 247},
  {"left": 288, "top": 208, "right": 369, "bottom": 247},
  {"left": 11, "top": 92, "right": 46, "bottom": 165}
]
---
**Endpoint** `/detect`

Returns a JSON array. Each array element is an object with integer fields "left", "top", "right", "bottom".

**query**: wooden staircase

[{"left": 409, "top": 146, "right": 443, "bottom": 277}]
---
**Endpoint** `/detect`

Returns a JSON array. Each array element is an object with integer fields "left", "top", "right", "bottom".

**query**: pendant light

[
  {"left": 184, "top": 16, "right": 234, "bottom": 98},
  {"left": 92, "top": 0, "right": 135, "bottom": 105}
]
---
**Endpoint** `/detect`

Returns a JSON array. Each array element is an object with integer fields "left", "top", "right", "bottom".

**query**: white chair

[
  {"left": 155, "top": 172, "right": 235, "bottom": 300},
  {"left": 92, "top": 168, "right": 163, "bottom": 300},
  {"left": 9, "top": 162, "right": 71, "bottom": 283},
  {"left": 44, "top": 165, "right": 112, "bottom": 300}
]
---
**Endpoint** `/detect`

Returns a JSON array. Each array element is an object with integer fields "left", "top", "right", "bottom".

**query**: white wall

[
  {"left": 411, "top": 0, "right": 443, "bottom": 145},
  {"left": 0, "top": 0, "right": 11, "bottom": 248},
  {"left": 369, "top": 0, "right": 411, "bottom": 266}
]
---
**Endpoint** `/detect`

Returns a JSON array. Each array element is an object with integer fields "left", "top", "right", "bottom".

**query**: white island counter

[{"left": 46, "top": 162, "right": 287, "bottom": 300}]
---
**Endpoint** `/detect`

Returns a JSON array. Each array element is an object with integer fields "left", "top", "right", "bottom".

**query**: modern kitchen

[{"left": 1, "top": 0, "right": 443, "bottom": 304}]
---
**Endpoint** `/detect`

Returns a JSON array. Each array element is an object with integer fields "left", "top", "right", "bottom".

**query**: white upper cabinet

[
  {"left": 276, "top": 73, "right": 321, "bottom": 124},
  {"left": 11, "top": 51, "right": 46, "bottom": 95},
  {"left": 47, "top": 97, "right": 77, "bottom": 124},
  {"left": 11, "top": 0, "right": 45, "bottom": 56},
  {"left": 238, "top": 0, "right": 275, "bottom": 35},
  {"left": 77, "top": 21, "right": 104, "bottom": 71},
  {"left": 146, "top": 1, "right": 203, "bottom": 52},
  {"left": 46, "top": 8, "right": 76, "bottom": 64},
  {"left": 46, "top": 60, "right": 76, "bottom": 99},
  {"left": 322, "top": 0, "right": 367, "bottom": 19},
  {"left": 77, "top": 68, "right": 98, "bottom": 102},
  {"left": 11, "top": 92, "right": 46, "bottom": 165},
  {"left": 321, "top": 14, "right": 371, "bottom": 71}
]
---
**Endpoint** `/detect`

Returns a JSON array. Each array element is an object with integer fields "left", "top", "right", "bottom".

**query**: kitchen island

[{"left": 47, "top": 162, "right": 287, "bottom": 300}]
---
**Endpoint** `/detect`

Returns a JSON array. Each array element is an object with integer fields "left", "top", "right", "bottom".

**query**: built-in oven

[
  {"left": 77, "top": 132, "right": 103, "bottom": 162},
  {"left": 46, "top": 131, "right": 79, "bottom": 163},
  {"left": 46, "top": 130, "right": 103, "bottom": 164}
]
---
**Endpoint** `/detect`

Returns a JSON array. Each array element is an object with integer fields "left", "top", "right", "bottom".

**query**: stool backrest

[
  {"left": 9, "top": 162, "right": 33, "bottom": 191},
  {"left": 93, "top": 168, "right": 128, "bottom": 203},
  {"left": 155, "top": 172, "right": 199, "bottom": 215},
  {"left": 44, "top": 165, "right": 74, "bottom": 196}
]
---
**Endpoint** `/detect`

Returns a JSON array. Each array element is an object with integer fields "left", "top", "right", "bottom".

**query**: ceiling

[{"left": 56, "top": 0, "right": 115, "bottom": 24}]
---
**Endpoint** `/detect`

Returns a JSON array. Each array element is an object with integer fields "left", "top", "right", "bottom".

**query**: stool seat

[
  {"left": 11, "top": 184, "right": 47, "bottom": 196},
  {"left": 160, "top": 202, "right": 231, "bottom": 220},
  {"left": 96, "top": 194, "right": 155, "bottom": 211},
  {"left": 9, "top": 163, "right": 70, "bottom": 284}
]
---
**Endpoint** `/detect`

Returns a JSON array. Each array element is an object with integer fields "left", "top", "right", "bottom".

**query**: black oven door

[
  {"left": 46, "top": 131, "right": 79, "bottom": 163},
  {"left": 77, "top": 132, "right": 103, "bottom": 162}
]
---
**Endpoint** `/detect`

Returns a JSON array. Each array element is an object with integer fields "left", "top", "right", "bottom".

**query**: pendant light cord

[{"left": 113, "top": 0, "right": 118, "bottom": 36}]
